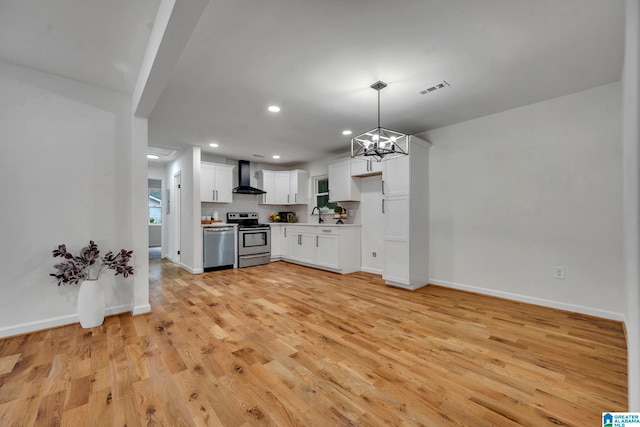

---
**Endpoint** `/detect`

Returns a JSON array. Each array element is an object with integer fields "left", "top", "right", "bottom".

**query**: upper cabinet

[
  {"left": 381, "top": 153, "right": 410, "bottom": 197},
  {"left": 328, "top": 158, "right": 360, "bottom": 202},
  {"left": 274, "top": 171, "right": 291, "bottom": 204},
  {"left": 350, "top": 158, "right": 382, "bottom": 177},
  {"left": 289, "top": 169, "right": 309, "bottom": 204},
  {"left": 200, "top": 162, "right": 234, "bottom": 203},
  {"left": 258, "top": 169, "right": 309, "bottom": 205},
  {"left": 259, "top": 170, "right": 277, "bottom": 204}
]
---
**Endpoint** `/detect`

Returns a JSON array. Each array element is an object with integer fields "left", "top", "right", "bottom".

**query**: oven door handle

[{"left": 240, "top": 253, "right": 269, "bottom": 259}]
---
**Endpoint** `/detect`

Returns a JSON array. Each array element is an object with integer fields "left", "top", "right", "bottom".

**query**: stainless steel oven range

[{"left": 227, "top": 212, "right": 271, "bottom": 268}]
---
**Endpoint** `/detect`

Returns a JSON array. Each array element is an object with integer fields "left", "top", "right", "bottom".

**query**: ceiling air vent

[{"left": 419, "top": 80, "right": 450, "bottom": 95}]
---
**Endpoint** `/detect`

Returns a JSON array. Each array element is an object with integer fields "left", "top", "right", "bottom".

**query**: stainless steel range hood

[{"left": 233, "top": 160, "right": 266, "bottom": 195}]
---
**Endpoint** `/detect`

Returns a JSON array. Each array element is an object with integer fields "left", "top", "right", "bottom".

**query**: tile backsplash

[
  {"left": 202, "top": 193, "right": 309, "bottom": 223},
  {"left": 202, "top": 194, "right": 360, "bottom": 225}
]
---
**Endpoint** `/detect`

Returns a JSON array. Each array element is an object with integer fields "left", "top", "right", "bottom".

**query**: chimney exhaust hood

[{"left": 233, "top": 160, "right": 266, "bottom": 195}]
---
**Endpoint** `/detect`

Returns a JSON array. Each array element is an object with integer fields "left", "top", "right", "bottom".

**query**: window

[
  {"left": 314, "top": 176, "right": 337, "bottom": 210},
  {"left": 149, "top": 189, "right": 162, "bottom": 224}
]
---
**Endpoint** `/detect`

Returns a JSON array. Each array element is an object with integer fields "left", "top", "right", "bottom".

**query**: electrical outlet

[
  {"left": 372, "top": 252, "right": 377, "bottom": 258},
  {"left": 554, "top": 266, "right": 566, "bottom": 279}
]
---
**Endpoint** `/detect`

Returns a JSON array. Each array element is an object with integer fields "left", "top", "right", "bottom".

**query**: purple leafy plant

[{"left": 50, "top": 240, "right": 134, "bottom": 285}]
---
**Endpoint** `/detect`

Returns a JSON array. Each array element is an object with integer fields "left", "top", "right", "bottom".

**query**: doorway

[{"left": 148, "top": 179, "right": 162, "bottom": 259}]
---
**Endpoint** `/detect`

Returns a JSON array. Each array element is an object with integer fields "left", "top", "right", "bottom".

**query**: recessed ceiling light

[
  {"left": 342, "top": 130, "right": 352, "bottom": 135},
  {"left": 209, "top": 143, "right": 219, "bottom": 147},
  {"left": 147, "top": 154, "right": 160, "bottom": 160},
  {"left": 268, "top": 105, "right": 281, "bottom": 113},
  {"left": 272, "top": 155, "right": 280, "bottom": 159}
]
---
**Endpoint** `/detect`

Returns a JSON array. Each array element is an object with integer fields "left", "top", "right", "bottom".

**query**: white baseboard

[
  {"left": 0, "top": 314, "right": 78, "bottom": 339},
  {"left": 0, "top": 305, "right": 134, "bottom": 339},
  {"left": 180, "top": 263, "right": 203, "bottom": 274},
  {"left": 430, "top": 278, "right": 625, "bottom": 322},
  {"left": 361, "top": 266, "right": 383, "bottom": 275},
  {"left": 132, "top": 304, "right": 151, "bottom": 316}
]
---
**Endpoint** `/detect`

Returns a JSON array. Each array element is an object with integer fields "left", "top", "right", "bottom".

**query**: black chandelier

[{"left": 351, "top": 81, "right": 409, "bottom": 162}]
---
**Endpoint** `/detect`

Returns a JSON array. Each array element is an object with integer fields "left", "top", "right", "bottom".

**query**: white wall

[
  {"left": 165, "top": 146, "right": 201, "bottom": 273},
  {"left": 148, "top": 164, "right": 166, "bottom": 180},
  {"left": 425, "top": 82, "right": 624, "bottom": 320},
  {"left": 623, "top": 0, "right": 640, "bottom": 410},
  {"left": 0, "top": 61, "right": 138, "bottom": 337}
]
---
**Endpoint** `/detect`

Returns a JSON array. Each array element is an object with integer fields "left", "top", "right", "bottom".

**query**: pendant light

[{"left": 351, "top": 81, "right": 409, "bottom": 162}]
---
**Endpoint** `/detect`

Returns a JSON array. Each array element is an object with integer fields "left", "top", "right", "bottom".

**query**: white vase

[{"left": 78, "top": 279, "right": 105, "bottom": 328}]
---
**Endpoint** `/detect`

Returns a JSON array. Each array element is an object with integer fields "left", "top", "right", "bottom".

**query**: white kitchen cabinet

[
  {"left": 258, "top": 170, "right": 276, "bottom": 204},
  {"left": 381, "top": 154, "right": 410, "bottom": 197},
  {"left": 383, "top": 194, "right": 410, "bottom": 285},
  {"left": 279, "top": 225, "right": 360, "bottom": 274},
  {"left": 314, "top": 228, "right": 340, "bottom": 270},
  {"left": 382, "top": 136, "right": 431, "bottom": 290},
  {"left": 328, "top": 158, "right": 360, "bottom": 202},
  {"left": 270, "top": 224, "right": 282, "bottom": 258},
  {"left": 288, "top": 227, "right": 315, "bottom": 264},
  {"left": 270, "top": 224, "right": 291, "bottom": 260},
  {"left": 258, "top": 169, "right": 309, "bottom": 205},
  {"left": 350, "top": 158, "right": 383, "bottom": 177},
  {"left": 280, "top": 226, "right": 290, "bottom": 258},
  {"left": 289, "top": 169, "right": 309, "bottom": 204},
  {"left": 200, "top": 162, "right": 234, "bottom": 203},
  {"left": 274, "top": 172, "right": 291, "bottom": 204}
]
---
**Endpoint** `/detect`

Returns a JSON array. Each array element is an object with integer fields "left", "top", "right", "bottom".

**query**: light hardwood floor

[{"left": 0, "top": 259, "right": 627, "bottom": 426}]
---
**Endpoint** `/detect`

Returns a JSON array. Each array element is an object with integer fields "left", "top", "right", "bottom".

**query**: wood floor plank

[{"left": 0, "top": 259, "right": 628, "bottom": 426}]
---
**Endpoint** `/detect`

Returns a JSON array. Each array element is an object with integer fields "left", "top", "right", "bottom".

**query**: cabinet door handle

[
  {"left": 298, "top": 235, "right": 301, "bottom": 245},
  {"left": 295, "top": 193, "right": 298, "bottom": 203},
  {"left": 284, "top": 228, "right": 287, "bottom": 238},
  {"left": 381, "top": 180, "right": 385, "bottom": 195},
  {"left": 287, "top": 194, "right": 290, "bottom": 203},
  {"left": 215, "top": 190, "right": 218, "bottom": 200},
  {"left": 382, "top": 199, "right": 385, "bottom": 214},
  {"left": 212, "top": 190, "right": 215, "bottom": 200},
  {"left": 316, "top": 236, "right": 319, "bottom": 247}
]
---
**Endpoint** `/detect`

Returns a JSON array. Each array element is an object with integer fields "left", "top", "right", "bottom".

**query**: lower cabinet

[
  {"left": 288, "top": 229, "right": 315, "bottom": 264},
  {"left": 315, "top": 231, "right": 340, "bottom": 269},
  {"left": 270, "top": 225, "right": 290, "bottom": 259},
  {"left": 273, "top": 225, "right": 360, "bottom": 274}
]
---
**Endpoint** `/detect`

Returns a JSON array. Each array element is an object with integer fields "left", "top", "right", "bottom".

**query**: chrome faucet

[{"left": 311, "top": 206, "right": 324, "bottom": 223}]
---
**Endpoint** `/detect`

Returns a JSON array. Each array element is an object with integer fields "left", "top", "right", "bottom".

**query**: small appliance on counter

[{"left": 279, "top": 212, "right": 296, "bottom": 223}]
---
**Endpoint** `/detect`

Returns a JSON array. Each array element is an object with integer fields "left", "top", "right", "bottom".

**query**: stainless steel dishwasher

[{"left": 203, "top": 226, "right": 235, "bottom": 271}]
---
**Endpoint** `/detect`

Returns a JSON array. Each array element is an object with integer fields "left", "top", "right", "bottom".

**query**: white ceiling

[
  {"left": 149, "top": 0, "right": 625, "bottom": 165},
  {"left": 0, "top": 1, "right": 625, "bottom": 166},
  {"left": 0, "top": 0, "right": 160, "bottom": 94}
]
